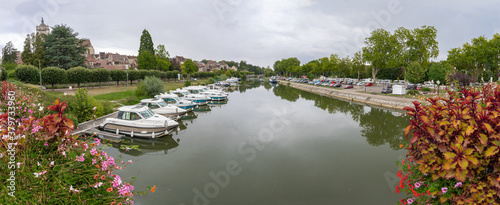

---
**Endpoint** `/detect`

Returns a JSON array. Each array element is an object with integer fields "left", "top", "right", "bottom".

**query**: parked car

[
  {"left": 407, "top": 83, "right": 416, "bottom": 90},
  {"left": 333, "top": 83, "right": 342, "bottom": 87},
  {"left": 365, "top": 83, "right": 373, "bottom": 86},
  {"left": 344, "top": 85, "right": 354, "bottom": 89},
  {"left": 381, "top": 88, "right": 392, "bottom": 94}
]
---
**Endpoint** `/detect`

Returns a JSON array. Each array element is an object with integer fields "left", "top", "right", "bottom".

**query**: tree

[
  {"left": 137, "top": 29, "right": 156, "bottom": 70},
  {"left": 42, "top": 66, "right": 66, "bottom": 89},
  {"left": 32, "top": 33, "right": 46, "bottom": 67},
  {"left": 2, "top": 41, "right": 18, "bottom": 64},
  {"left": 14, "top": 64, "right": 39, "bottom": 83},
  {"left": 91, "top": 68, "right": 110, "bottom": 87},
  {"left": 127, "top": 70, "right": 140, "bottom": 85},
  {"left": 351, "top": 51, "right": 366, "bottom": 80},
  {"left": 21, "top": 33, "right": 34, "bottom": 65},
  {"left": 67, "top": 67, "right": 91, "bottom": 87},
  {"left": 427, "top": 62, "right": 452, "bottom": 84},
  {"left": 181, "top": 59, "right": 198, "bottom": 74},
  {"left": 155, "top": 44, "right": 171, "bottom": 71},
  {"left": 44, "top": 25, "right": 86, "bottom": 69},
  {"left": 405, "top": 61, "right": 426, "bottom": 83},
  {"left": 394, "top": 26, "right": 439, "bottom": 70},
  {"left": 109, "top": 69, "right": 126, "bottom": 86},
  {"left": 362, "top": 28, "right": 400, "bottom": 82}
]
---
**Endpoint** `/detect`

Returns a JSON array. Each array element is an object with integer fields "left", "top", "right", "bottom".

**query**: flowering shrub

[
  {"left": 397, "top": 84, "right": 500, "bottom": 204},
  {"left": 0, "top": 81, "right": 144, "bottom": 204}
]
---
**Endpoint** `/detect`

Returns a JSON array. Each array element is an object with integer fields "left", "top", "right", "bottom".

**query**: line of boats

[{"left": 98, "top": 85, "right": 229, "bottom": 139}]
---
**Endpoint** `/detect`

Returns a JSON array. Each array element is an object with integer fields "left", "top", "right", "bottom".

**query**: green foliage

[
  {"left": 406, "top": 90, "right": 420, "bottom": 95},
  {"left": 184, "top": 80, "right": 191, "bottom": 87},
  {"left": 14, "top": 64, "right": 39, "bottom": 83},
  {"left": 155, "top": 44, "right": 171, "bottom": 71},
  {"left": 421, "top": 87, "right": 431, "bottom": 92},
  {"left": 306, "top": 72, "right": 315, "bottom": 80},
  {"left": 91, "top": 68, "right": 110, "bottom": 86},
  {"left": 181, "top": 59, "right": 198, "bottom": 74},
  {"left": 1, "top": 62, "right": 17, "bottom": 70},
  {"left": 207, "top": 77, "right": 215, "bottom": 84},
  {"left": 0, "top": 69, "right": 7, "bottom": 81},
  {"left": 66, "top": 67, "right": 91, "bottom": 87},
  {"left": 273, "top": 57, "right": 301, "bottom": 76},
  {"left": 138, "top": 29, "right": 156, "bottom": 70},
  {"left": 428, "top": 62, "right": 452, "bottom": 84},
  {"left": 405, "top": 61, "right": 427, "bottom": 83},
  {"left": 362, "top": 28, "right": 400, "bottom": 81},
  {"left": 71, "top": 88, "right": 103, "bottom": 122},
  {"left": 42, "top": 66, "right": 66, "bottom": 88},
  {"left": 216, "top": 74, "right": 228, "bottom": 81},
  {"left": 21, "top": 33, "right": 34, "bottom": 65},
  {"left": 135, "top": 76, "right": 165, "bottom": 97},
  {"left": 1, "top": 41, "right": 18, "bottom": 64},
  {"left": 149, "top": 70, "right": 161, "bottom": 78},
  {"left": 127, "top": 70, "right": 140, "bottom": 84},
  {"left": 224, "top": 70, "right": 231, "bottom": 77},
  {"left": 138, "top": 70, "right": 151, "bottom": 79},
  {"left": 397, "top": 85, "right": 500, "bottom": 204},
  {"left": 109, "top": 69, "right": 126, "bottom": 86},
  {"left": 44, "top": 25, "right": 86, "bottom": 69},
  {"left": 137, "top": 50, "right": 156, "bottom": 70}
]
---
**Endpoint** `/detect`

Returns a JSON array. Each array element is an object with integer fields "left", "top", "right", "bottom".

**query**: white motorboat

[
  {"left": 185, "top": 86, "right": 228, "bottom": 101},
  {"left": 170, "top": 89, "right": 210, "bottom": 106},
  {"left": 155, "top": 93, "right": 198, "bottom": 111},
  {"left": 99, "top": 106, "right": 179, "bottom": 138},
  {"left": 139, "top": 98, "right": 188, "bottom": 119}
]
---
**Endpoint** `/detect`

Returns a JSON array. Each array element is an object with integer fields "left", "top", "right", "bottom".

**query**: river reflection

[
  {"left": 104, "top": 82, "right": 409, "bottom": 205},
  {"left": 272, "top": 84, "right": 409, "bottom": 150}
]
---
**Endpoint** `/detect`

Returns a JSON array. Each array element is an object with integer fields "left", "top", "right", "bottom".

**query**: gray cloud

[{"left": 1, "top": 0, "right": 499, "bottom": 67}]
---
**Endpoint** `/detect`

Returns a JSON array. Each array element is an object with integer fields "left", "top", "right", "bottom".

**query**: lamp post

[
  {"left": 125, "top": 65, "right": 129, "bottom": 91},
  {"left": 39, "top": 60, "right": 42, "bottom": 88},
  {"left": 437, "top": 80, "right": 440, "bottom": 96}
]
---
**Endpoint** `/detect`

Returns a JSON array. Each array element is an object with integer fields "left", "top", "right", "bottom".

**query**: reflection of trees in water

[
  {"left": 272, "top": 84, "right": 408, "bottom": 150},
  {"left": 359, "top": 109, "right": 408, "bottom": 150},
  {"left": 234, "top": 80, "right": 263, "bottom": 93},
  {"left": 272, "top": 84, "right": 301, "bottom": 102}
]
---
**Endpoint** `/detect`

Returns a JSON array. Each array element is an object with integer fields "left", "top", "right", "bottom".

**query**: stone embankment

[{"left": 280, "top": 81, "right": 416, "bottom": 110}]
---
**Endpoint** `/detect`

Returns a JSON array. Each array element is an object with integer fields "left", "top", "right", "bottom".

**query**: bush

[
  {"left": 1, "top": 69, "right": 7, "bottom": 81},
  {"left": 421, "top": 87, "right": 431, "bottom": 92},
  {"left": 135, "top": 76, "right": 165, "bottom": 97},
  {"left": 67, "top": 67, "right": 91, "bottom": 87},
  {"left": 406, "top": 90, "right": 419, "bottom": 95},
  {"left": 127, "top": 70, "right": 140, "bottom": 85},
  {"left": 91, "top": 68, "right": 110, "bottom": 86},
  {"left": 42, "top": 66, "right": 66, "bottom": 88},
  {"left": 397, "top": 84, "right": 500, "bottom": 204},
  {"left": 207, "top": 77, "right": 215, "bottom": 84},
  {"left": 138, "top": 70, "right": 151, "bottom": 80},
  {"left": 14, "top": 64, "right": 39, "bottom": 83},
  {"left": 109, "top": 69, "right": 126, "bottom": 86},
  {"left": 184, "top": 80, "right": 191, "bottom": 87},
  {"left": 70, "top": 88, "right": 104, "bottom": 122}
]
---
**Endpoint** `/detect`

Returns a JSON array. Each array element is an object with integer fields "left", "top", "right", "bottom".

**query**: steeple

[{"left": 36, "top": 17, "right": 50, "bottom": 35}]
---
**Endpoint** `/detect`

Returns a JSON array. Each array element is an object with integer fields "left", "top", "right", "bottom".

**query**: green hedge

[{"left": 14, "top": 64, "right": 39, "bottom": 84}]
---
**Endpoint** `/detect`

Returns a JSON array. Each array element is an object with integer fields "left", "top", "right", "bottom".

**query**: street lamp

[
  {"left": 39, "top": 60, "right": 42, "bottom": 89},
  {"left": 125, "top": 65, "right": 129, "bottom": 91},
  {"left": 437, "top": 80, "right": 440, "bottom": 96}
]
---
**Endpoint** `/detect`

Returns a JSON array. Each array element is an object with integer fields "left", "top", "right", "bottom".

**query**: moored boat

[
  {"left": 139, "top": 98, "right": 188, "bottom": 119},
  {"left": 170, "top": 89, "right": 210, "bottom": 106},
  {"left": 155, "top": 93, "right": 198, "bottom": 111},
  {"left": 99, "top": 106, "right": 179, "bottom": 139}
]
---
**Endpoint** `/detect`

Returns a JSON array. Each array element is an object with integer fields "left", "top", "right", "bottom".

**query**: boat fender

[
  {"left": 152, "top": 132, "right": 155, "bottom": 139},
  {"left": 116, "top": 129, "right": 119, "bottom": 135},
  {"left": 131, "top": 131, "right": 134, "bottom": 138}
]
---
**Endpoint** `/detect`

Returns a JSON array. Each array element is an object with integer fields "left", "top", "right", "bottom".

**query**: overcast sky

[{"left": 1, "top": 0, "right": 499, "bottom": 68}]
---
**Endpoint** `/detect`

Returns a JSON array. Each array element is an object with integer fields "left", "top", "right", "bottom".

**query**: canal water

[{"left": 104, "top": 81, "right": 409, "bottom": 205}]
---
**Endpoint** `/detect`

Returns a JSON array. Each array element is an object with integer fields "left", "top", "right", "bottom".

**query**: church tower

[{"left": 36, "top": 18, "right": 50, "bottom": 35}]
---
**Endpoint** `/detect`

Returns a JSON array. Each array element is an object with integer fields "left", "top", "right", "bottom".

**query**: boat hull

[{"left": 100, "top": 123, "right": 171, "bottom": 139}]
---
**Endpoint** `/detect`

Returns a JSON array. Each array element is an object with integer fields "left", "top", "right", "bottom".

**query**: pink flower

[
  {"left": 117, "top": 182, "right": 134, "bottom": 196},
  {"left": 407, "top": 198, "right": 413, "bottom": 204},
  {"left": 32, "top": 125, "right": 42, "bottom": 133},
  {"left": 454, "top": 182, "right": 462, "bottom": 188},
  {"left": 94, "top": 138, "right": 101, "bottom": 146},
  {"left": 75, "top": 153, "right": 85, "bottom": 162},
  {"left": 414, "top": 182, "right": 421, "bottom": 188},
  {"left": 112, "top": 175, "right": 122, "bottom": 187},
  {"left": 92, "top": 158, "right": 97, "bottom": 165},
  {"left": 44, "top": 141, "right": 48, "bottom": 146},
  {"left": 82, "top": 143, "right": 88, "bottom": 151},
  {"left": 442, "top": 187, "right": 448, "bottom": 193},
  {"left": 90, "top": 148, "right": 98, "bottom": 155}
]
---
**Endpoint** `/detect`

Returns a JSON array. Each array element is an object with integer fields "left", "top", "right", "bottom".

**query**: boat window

[
  {"left": 130, "top": 112, "right": 142, "bottom": 120},
  {"left": 140, "top": 103, "right": 148, "bottom": 106},
  {"left": 120, "top": 112, "right": 131, "bottom": 120},
  {"left": 158, "top": 101, "right": 168, "bottom": 107},
  {"left": 117, "top": 111, "right": 124, "bottom": 119},
  {"left": 174, "top": 97, "right": 182, "bottom": 101},
  {"left": 165, "top": 98, "right": 176, "bottom": 104},
  {"left": 139, "top": 110, "right": 154, "bottom": 119},
  {"left": 149, "top": 103, "right": 160, "bottom": 109}
]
